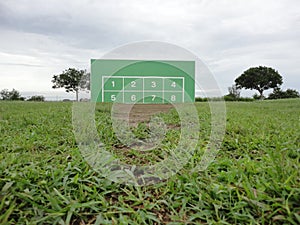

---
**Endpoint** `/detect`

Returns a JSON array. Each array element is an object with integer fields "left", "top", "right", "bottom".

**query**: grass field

[{"left": 0, "top": 99, "right": 299, "bottom": 224}]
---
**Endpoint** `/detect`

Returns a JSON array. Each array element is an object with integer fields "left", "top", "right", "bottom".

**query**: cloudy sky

[{"left": 0, "top": 0, "right": 299, "bottom": 100}]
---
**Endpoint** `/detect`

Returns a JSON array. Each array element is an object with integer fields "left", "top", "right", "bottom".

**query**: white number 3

[{"left": 151, "top": 81, "right": 156, "bottom": 88}]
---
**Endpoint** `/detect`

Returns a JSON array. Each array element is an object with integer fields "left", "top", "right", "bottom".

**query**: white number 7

[{"left": 152, "top": 95, "right": 156, "bottom": 101}]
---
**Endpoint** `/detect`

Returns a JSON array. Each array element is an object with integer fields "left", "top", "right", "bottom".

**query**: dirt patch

[{"left": 112, "top": 103, "right": 174, "bottom": 126}]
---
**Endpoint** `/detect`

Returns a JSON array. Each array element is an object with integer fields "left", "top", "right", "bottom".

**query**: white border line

[
  {"left": 103, "top": 90, "right": 183, "bottom": 93},
  {"left": 103, "top": 76, "right": 184, "bottom": 79},
  {"left": 162, "top": 78, "right": 165, "bottom": 103},
  {"left": 182, "top": 77, "right": 185, "bottom": 102},
  {"left": 122, "top": 77, "right": 125, "bottom": 102},
  {"left": 142, "top": 77, "right": 145, "bottom": 103},
  {"left": 102, "top": 76, "right": 104, "bottom": 102}
]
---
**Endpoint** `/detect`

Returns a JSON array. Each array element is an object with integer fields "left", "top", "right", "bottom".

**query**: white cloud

[{"left": 0, "top": 0, "right": 299, "bottom": 98}]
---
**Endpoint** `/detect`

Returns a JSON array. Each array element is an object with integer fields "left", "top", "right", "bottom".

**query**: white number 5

[{"left": 111, "top": 95, "right": 116, "bottom": 101}]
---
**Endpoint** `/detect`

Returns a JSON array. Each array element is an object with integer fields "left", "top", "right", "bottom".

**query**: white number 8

[{"left": 171, "top": 95, "right": 176, "bottom": 102}]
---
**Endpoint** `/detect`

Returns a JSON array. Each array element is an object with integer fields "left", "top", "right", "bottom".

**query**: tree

[
  {"left": 27, "top": 95, "right": 45, "bottom": 101},
  {"left": 0, "top": 89, "right": 10, "bottom": 100},
  {"left": 0, "top": 89, "right": 24, "bottom": 101},
  {"left": 268, "top": 88, "right": 300, "bottom": 99},
  {"left": 285, "top": 89, "right": 300, "bottom": 98},
  {"left": 227, "top": 84, "right": 241, "bottom": 99},
  {"left": 51, "top": 68, "right": 90, "bottom": 101},
  {"left": 235, "top": 66, "right": 283, "bottom": 99},
  {"left": 253, "top": 93, "right": 261, "bottom": 100}
]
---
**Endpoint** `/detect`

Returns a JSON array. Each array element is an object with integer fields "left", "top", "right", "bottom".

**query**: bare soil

[{"left": 111, "top": 103, "right": 174, "bottom": 126}]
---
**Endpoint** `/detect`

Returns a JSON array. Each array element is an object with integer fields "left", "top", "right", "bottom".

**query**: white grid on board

[{"left": 102, "top": 76, "right": 185, "bottom": 103}]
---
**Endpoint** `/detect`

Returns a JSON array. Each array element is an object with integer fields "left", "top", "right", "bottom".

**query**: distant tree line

[
  {"left": 27, "top": 95, "right": 45, "bottom": 101},
  {"left": 268, "top": 88, "right": 300, "bottom": 99},
  {"left": 0, "top": 89, "right": 25, "bottom": 101},
  {"left": 0, "top": 89, "right": 45, "bottom": 101},
  {"left": 51, "top": 66, "right": 298, "bottom": 102},
  {"left": 2, "top": 66, "right": 299, "bottom": 102},
  {"left": 196, "top": 87, "right": 299, "bottom": 102}
]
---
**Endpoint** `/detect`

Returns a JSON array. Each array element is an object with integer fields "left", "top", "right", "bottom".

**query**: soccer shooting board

[{"left": 91, "top": 59, "right": 195, "bottom": 103}]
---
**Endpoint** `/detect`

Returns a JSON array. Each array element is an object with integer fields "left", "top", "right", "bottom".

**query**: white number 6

[{"left": 131, "top": 95, "right": 136, "bottom": 101}]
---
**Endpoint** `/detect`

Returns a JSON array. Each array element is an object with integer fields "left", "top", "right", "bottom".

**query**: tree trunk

[
  {"left": 258, "top": 89, "right": 264, "bottom": 100},
  {"left": 76, "top": 90, "right": 79, "bottom": 102}
]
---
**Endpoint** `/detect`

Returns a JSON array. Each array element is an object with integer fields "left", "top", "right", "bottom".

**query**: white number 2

[{"left": 131, "top": 81, "right": 136, "bottom": 87}]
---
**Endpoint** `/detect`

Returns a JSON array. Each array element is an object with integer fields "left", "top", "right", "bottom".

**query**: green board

[{"left": 91, "top": 59, "right": 195, "bottom": 103}]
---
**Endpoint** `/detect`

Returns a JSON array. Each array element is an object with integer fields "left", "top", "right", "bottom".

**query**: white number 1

[{"left": 111, "top": 81, "right": 115, "bottom": 87}]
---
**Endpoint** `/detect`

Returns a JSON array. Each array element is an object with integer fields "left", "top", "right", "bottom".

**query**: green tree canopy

[
  {"left": 235, "top": 66, "right": 283, "bottom": 99},
  {"left": 0, "top": 89, "right": 24, "bottom": 101},
  {"left": 27, "top": 95, "right": 45, "bottom": 101},
  {"left": 268, "top": 88, "right": 300, "bottom": 99},
  {"left": 226, "top": 84, "right": 241, "bottom": 99},
  {"left": 51, "top": 68, "right": 90, "bottom": 101}
]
